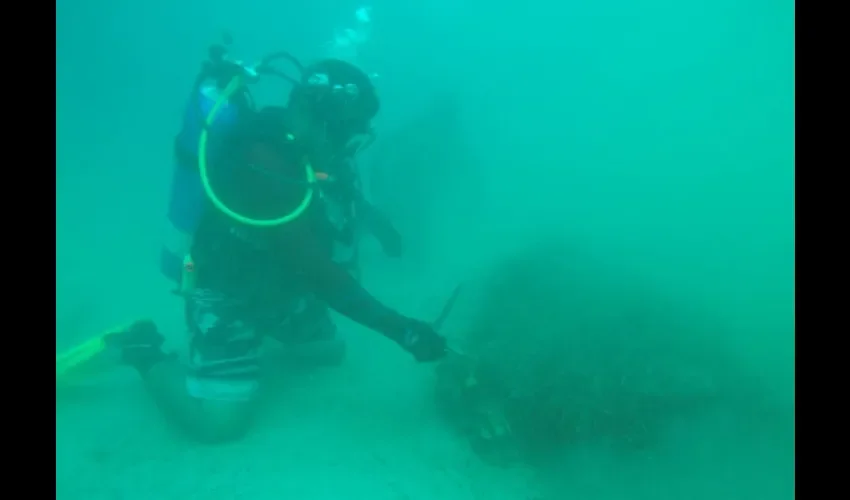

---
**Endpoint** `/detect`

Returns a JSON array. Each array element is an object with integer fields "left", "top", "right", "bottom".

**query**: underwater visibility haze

[{"left": 57, "top": 0, "right": 794, "bottom": 498}]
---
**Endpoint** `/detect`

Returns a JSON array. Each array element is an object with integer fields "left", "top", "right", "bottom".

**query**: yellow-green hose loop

[{"left": 198, "top": 76, "right": 316, "bottom": 227}]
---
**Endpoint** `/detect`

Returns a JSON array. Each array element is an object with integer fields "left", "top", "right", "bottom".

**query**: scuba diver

[
  {"left": 286, "top": 56, "right": 403, "bottom": 268},
  {"left": 104, "top": 44, "right": 447, "bottom": 443}
]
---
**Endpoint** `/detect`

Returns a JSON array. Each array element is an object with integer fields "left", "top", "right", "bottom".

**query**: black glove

[{"left": 397, "top": 319, "right": 448, "bottom": 363}]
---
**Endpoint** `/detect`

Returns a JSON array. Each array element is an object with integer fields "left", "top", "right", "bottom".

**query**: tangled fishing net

[{"left": 435, "top": 242, "right": 768, "bottom": 465}]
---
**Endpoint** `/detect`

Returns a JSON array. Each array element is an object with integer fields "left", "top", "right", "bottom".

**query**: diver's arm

[
  {"left": 278, "top": 221, "right": 409, "bottom": 342},
  {"left": 274, "top": 210, "right": 447, "bottom": 362},
  {"left": 312, "top": 263, "right": 409, "bottom": 340},
  {"left": 356, "top": 198, "right": 403, "bottom": 257}
]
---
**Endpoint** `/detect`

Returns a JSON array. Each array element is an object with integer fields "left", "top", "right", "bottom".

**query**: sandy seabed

[
  {"left": 56, "top": 262, "right": 540, "bottom": 500},
  {"left": 56, "top": 257, "right": 793, "bottom": 500},
  {"left": 56, "top": 334, "right": 540, "bottom": 499}
]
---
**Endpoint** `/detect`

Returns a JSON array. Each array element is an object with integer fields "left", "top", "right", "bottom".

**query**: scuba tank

[
  {"left": 160, "top": 48, "right": 247, "bottom": 286},
  {"left": 159, "top": 43, "right": 322, "bottom": 288}
]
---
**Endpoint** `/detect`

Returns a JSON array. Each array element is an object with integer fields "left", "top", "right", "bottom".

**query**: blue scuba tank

[{"left": 160, "top": 84, "right": 241, "bottom": 284}]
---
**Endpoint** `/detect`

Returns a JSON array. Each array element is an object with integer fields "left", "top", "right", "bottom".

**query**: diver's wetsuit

[
  {"left": 322, "top": 158, "right": 404, "bottom": 263},
  {"left": 129, "top": 106, "right": 420, "bottom": 442},
  {"left": 302, "top": 115, "right": 403, "bottom": 265},
  {"left": 192, "top": 106, "right": 413, "bottom": 373}
]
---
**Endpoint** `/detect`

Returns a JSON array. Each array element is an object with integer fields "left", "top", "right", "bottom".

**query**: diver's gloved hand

[{"left": 397, "top": 319, "right": 447, "bottom": 363}]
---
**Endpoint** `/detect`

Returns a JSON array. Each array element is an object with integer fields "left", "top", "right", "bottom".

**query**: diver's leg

[
  {"left": 143, "top": 357, "right": 256, "bottom": 443},
  {"left": 143, "top": 359, "right": 258, "bottom": 444},
  {"left": 108, "top": 294, "right": 262, "bottom": 443},
  {"left": 106, "top": 321, "right": 233, "bottom": 441}
]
